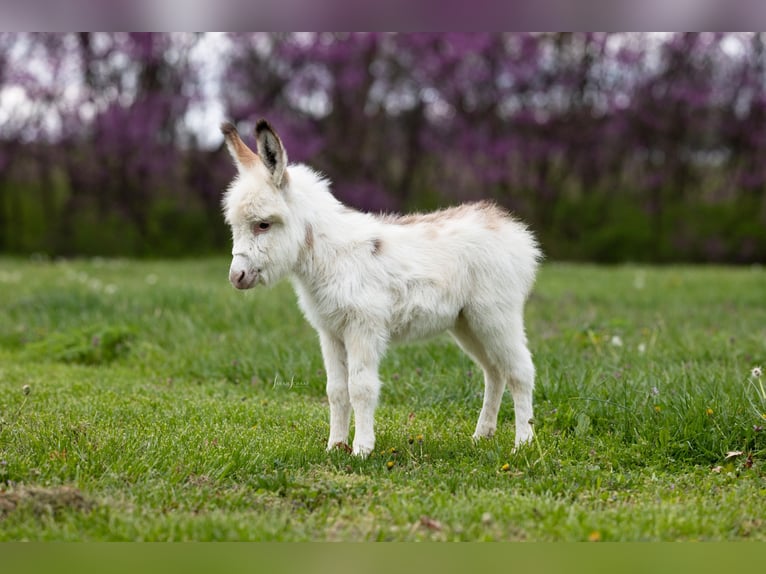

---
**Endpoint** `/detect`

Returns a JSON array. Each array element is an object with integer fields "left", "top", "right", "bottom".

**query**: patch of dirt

[{"left": 0, "top": 485, "right": 94, "bottom": 518}]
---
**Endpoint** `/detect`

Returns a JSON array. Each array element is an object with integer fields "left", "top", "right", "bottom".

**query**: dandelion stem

[
  {"left": 14, "top": 396, "right": 27, "bottom": 419},
  {"left": 531, "top": 425, "right": 546, "bottom": 469}
]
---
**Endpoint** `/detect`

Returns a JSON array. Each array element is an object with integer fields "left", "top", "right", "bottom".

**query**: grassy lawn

[{"left": 0, "top": 257, "right": 765, "bottom": 541}]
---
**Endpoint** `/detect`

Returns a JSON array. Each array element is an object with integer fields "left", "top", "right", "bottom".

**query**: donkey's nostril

[{"left": 237, "top": 270, "right": 246, "bottom": 284}]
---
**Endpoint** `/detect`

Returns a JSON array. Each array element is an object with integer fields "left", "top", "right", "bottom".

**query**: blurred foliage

[
  {"left": 23, "top": 324, "right": 134, "bottom": 365},
  {"left": 1, "top": 33, "right": 766, "bottom": 262}
]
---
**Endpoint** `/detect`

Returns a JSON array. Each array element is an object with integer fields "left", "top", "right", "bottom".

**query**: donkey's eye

[{"left": 253, "top": 221, "right": 271, "bottom": 234}]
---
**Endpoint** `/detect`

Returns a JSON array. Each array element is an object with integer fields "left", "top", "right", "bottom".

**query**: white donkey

[{"left": 221, "top": 119, "right": 542, "bottom": 456}]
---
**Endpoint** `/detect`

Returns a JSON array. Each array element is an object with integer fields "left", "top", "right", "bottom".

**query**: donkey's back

[{"left": 383, "top": 200, "right": 540, "bottom": 297}]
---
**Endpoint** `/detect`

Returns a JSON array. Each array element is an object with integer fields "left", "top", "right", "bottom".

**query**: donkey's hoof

[
  {"left": 352, "top": 442, "right": 374, "bottom": 458},
  {"left": 512, "top": 435, "right": 534, "bottom": 453},
  {"left": 327, "top": 441, "right": 352, "bottom": 454},
  {"left": 471, "top": 428, "right": 496, "bottom": 443}
]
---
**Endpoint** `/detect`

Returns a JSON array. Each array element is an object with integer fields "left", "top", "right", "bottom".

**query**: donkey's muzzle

[{"left": 229, "top": 257, "right": 258, "bottom": 289}]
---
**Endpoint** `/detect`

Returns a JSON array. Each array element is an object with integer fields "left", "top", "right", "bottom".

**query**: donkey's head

[{"left": 221, "top": 120, "right": 301, "bottom": 289}]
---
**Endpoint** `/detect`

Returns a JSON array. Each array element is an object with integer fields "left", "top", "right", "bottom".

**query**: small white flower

[
  {"left": 145, "top": 274, "right": 158, "bottom": 285},
  {"left": 638, "top": 343, "right": 647, "bottom": 354},
  {"left": 752, "top": 366, "right": 763, "bottom": 379},
  {"left": 104, "top": 284, "right": 118, "bottom": 295},
  {"left": 610, "top": 335, "right": 623, "bottom": 347}
]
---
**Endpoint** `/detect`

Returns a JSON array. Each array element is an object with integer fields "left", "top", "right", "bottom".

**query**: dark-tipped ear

[
  {"left": 255, "top": 119, "right": 288, "bottom": 188},
  {"left": 221, "top": 121, "right": 259, "bottom": 171}
]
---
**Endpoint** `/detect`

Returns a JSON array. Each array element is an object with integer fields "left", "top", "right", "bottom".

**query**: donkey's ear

[
  {"left": 255, "top": 119, "right": 288, "bottom": 188},
  {"left": 221, "top": 122, "right": 259, "bottom": 171}
]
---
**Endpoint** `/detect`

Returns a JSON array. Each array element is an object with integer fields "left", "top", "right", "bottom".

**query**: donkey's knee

[
  {"left": 326, "top": 378, "right": 351, "bottom": 450},
  {"left": 346, "top": 368, "right": 381, "bottom": 457}
]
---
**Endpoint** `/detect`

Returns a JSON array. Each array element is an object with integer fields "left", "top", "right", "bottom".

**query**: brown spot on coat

[
  {"left": 304, "top": 223, "right": 314, "bottom": 251},
  {"left": 371, "top": 237, "right": 382, "bottom": 255},
  {"left": 382, "top": 200, "right": 509, "bottom": 230}
]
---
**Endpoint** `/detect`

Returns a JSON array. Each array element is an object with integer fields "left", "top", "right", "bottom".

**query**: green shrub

[{"left": 24, "top": 324, "right": 135, "bottom": 365}]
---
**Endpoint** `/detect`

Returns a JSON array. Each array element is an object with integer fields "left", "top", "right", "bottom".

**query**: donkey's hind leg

[
  {"left": 450, "top": 314, "right": 505, "bottom": 441},
  {"left": 451, "top": 308, "right": 535, "bottom": 448},
  {"left": 505, "top": 337, "right": 535, "bottom": 447}
]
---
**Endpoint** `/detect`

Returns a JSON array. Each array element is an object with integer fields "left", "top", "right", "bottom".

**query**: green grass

[{"left": 0, "top": 257, "right": 765, "bottom": 541}]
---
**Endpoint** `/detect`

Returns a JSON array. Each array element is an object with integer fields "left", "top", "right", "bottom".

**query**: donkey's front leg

[
  {"left": 319, "top": 331, "right": 351, "bottom": 451},
  {"left": 344, "top": 327, "right": 384, "bottom": 457}
]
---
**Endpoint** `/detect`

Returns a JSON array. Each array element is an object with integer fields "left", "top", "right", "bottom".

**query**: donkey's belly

[{"left": 388, "top": 308, "right": 458, "bottom": 343}]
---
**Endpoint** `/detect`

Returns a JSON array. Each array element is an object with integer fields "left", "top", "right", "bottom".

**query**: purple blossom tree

[{"left": 1, "top": 32, "right": 765, "bottom": 261}]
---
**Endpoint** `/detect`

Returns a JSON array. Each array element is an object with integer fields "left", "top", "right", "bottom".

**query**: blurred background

[{"left": 1, "top": 32, "right": 765, "bottom": 262}]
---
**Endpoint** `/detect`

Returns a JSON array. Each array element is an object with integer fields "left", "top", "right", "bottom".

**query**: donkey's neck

[
  {"left": 294, "top": 206, "right": 373, "bottom": 281},
  {"left": 286, "top": 167, "right": 378, "bottom": 289}
]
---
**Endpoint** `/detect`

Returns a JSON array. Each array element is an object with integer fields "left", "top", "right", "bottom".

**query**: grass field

[{"left": 0, "top": 257, "right": 765, "bottom": 541}]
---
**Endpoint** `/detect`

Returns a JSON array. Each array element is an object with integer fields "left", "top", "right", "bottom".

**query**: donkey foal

[{"left": 221, "top": 119, "right": 542, "bottom": 456}]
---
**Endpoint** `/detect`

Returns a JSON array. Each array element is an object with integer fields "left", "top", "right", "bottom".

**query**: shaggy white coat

[{"left": 221, "top": 120, "right": 542, "bottom": 456}]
